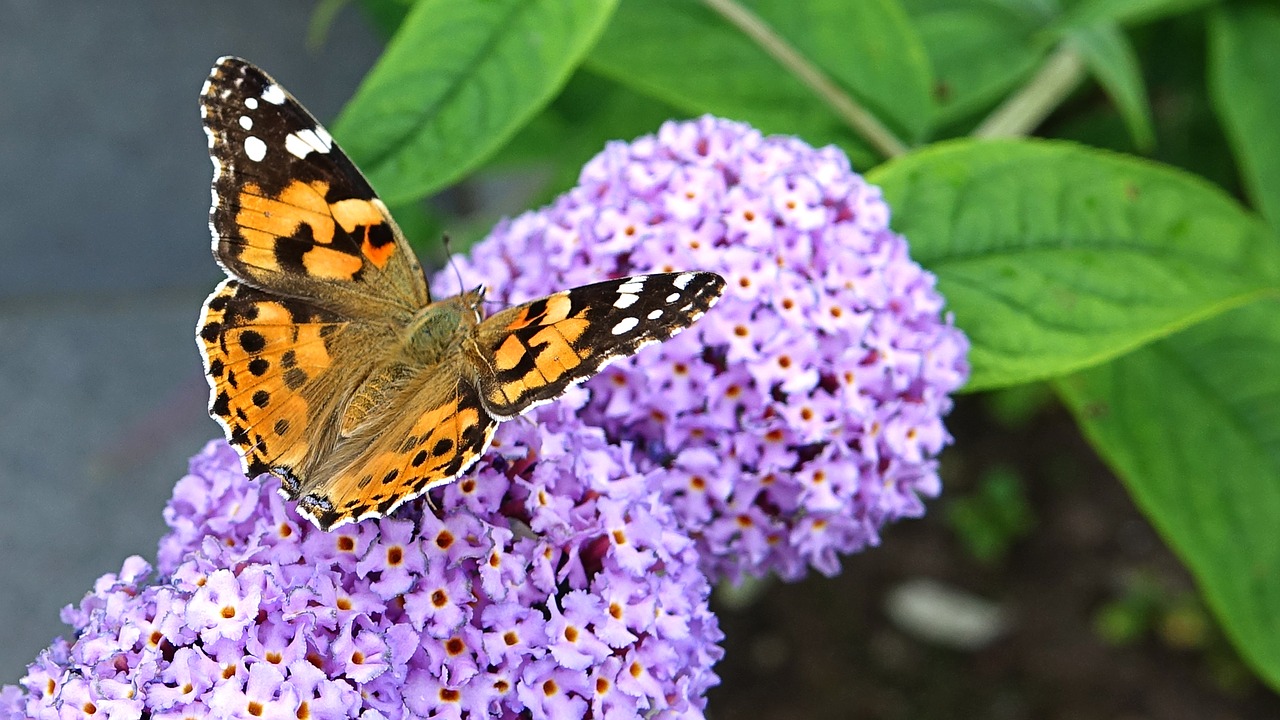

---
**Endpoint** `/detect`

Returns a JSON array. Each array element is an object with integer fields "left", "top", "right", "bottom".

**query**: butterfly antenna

[{"left": 441, "top": 234, "right": 467, "bottom": 295}]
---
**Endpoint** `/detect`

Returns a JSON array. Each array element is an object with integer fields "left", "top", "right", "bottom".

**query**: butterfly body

[{"left": 198, "top": 57, "right": 724, "bottom": 530}]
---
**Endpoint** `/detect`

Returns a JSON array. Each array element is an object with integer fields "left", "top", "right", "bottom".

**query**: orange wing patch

[
  {"left": 231, "top": 180, "right": 397, "bottom": 280},
  {"left": 331, "top": 197, "right": 398, "bottom": 269},
  {"left": 199, "top": 280, "right": 347, "bottom": 477},
  {"left": 300, "top": 382, "right": 498, "bottom": 530},
  {"left": 483, "top": 295, "right": 593, "bottom": 410},
  {"left": 503, "top": 292, "right": 575, "bottom": 331}
]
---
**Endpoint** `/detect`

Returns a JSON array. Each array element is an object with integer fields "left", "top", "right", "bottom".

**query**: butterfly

[{"left": 196, "top": 57, "right": 725, "bottom": 531}]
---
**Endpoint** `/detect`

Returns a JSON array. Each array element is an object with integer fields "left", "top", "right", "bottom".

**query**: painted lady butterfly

[{"left": 197, "top": 57, "right": 725, "bottom": 530}]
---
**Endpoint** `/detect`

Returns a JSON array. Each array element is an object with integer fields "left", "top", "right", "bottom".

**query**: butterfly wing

[
  {"left": 199, "top": 58, "right": 728, "bottom": 531},
  {"left": 199, "top": 279, "right": 398, "bottom": 481},
  {"left": 199, "top": 57, "right": 432, "bottom": 509},
  {"left": 472, "top": 272, "right": 726, "bottom": 418},
  {"left": 294, "top": 374, "right": 499, "bottom": 530},
  {"left": 201, "top": 56, "right": 429, "bottom": 318}
]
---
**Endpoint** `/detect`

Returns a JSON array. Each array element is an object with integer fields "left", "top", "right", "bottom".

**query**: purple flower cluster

[
  {"left": 437, "top": 116, "right": 969, "bottom": 581},
  {"left": 3, "top": 115, "right": 967, "bottom": 718},
  {"left": 5, "top": 394, "right": 723, "bottom": 719}
]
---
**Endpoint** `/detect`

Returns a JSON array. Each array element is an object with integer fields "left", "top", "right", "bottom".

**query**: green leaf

[
  {"left": 743, "top": 0, "right": 934, "bottom": 143},
  {"left": 357, "top": 0, "right": 416, "bottom": 38},
  {"left": 1055, "top": 299, "right": 1280, "bottom": 690},
  {"left": 867, "top": 139, "right": 1280, "bottom": 391},
  {"left": 333, "top": 0, "right": 618, "bottom": 204},
  {"left": 1209, "top": 2, "right": 1280, "bottom": 229},
  {"left": 1060, "top": 0, "right": 1218, "bottom": 27},
  {"left": 586, "top": 0, "right": 874, "bottom": 166},
  {"left": 907, "top": 4, "right": 1046, "bottom": 126},
  {"left": 491, "top": 71, "right": 679, "bottom": 202},
  {"left": 1063, "top": 24, "right": 1154, "bottom": 152}
]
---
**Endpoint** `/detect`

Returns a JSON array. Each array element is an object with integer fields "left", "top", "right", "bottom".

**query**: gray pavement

[{"left": 0, "top": 1, "right": 384, "bottom": 681}]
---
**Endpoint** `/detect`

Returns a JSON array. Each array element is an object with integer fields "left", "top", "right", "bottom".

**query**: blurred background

[
  {"left": 0, "top": 0, "right": 382, "bottom": 679},
  {"left": 3, "top": 2, "right": 1279, "bottom": 719}
]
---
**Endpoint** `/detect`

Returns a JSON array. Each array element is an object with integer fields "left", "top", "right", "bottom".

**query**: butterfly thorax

[
  {"left": 403, "top": 292, "right": 483, "bottom": 364},
  {"left": 336, "top": 292, "right": 484, "bottom": 437}
]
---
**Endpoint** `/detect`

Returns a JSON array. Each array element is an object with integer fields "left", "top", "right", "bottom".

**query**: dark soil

[{"left": 707, "top": 395, "right": 1280, "bottom": 720}]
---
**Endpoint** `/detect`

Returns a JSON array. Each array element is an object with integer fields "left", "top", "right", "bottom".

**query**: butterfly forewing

[
  {"left": 473, "top": 272, "right": 726, "bottom": 418},
  {"left": 201, "top": 56, "right": 429, "bottom": 318}
]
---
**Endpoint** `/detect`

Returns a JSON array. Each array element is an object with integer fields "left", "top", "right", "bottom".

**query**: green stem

[
  {"left": 701, "top": 0, "right": 909, "bottom": 158},
  {"left": 974, "top": 44, "right": 1086, "bottom": 138}
]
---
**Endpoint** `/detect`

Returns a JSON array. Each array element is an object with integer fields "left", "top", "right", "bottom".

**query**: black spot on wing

[
  {"left": 249, "top": 358, "right": 270, "bottom": 376},
  {"left": 366, "top": 222, "right": 396, "bottom": 251},
  {"left": 246, "top": 457, "right": 269, "bottom": 476},
  {"left": 200, "top": 321, "right": 222, "bottom": 343},
  {"left": 432, "top": 438, "right": 454, "bottom": 458},
  {"left": 283, "top": 367, "right": 308, "bottom": 390},
  {"left": 238, "top": 330, "right": 265, "bottom": 353},
  {"left": 212, "top": 392, "right": 231, "bottom": 418}
]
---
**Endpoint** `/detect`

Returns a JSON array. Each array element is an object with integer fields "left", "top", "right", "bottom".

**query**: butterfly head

[{"left": 466, "top": 285, "right": 487, "bottom": 322}]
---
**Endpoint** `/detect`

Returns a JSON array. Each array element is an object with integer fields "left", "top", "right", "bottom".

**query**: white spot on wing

[
  {"left": 618, "top": 279, "right": 645, "bottom": 294},
  {"left": 238, "top": 116, "right": 253, "bottom": 130},
  {"left": 673, "top": 272, "right": 695, "bottom": 289},
  {"left": 665, "top": 292, "right": 681, "bottom": 304},
  {"left": 260, "top": 84, "right": 286, "bottom": 105},
  {"left": 647, "top": 308, "right": 663, "bottom": 320},
  {"left": 285, "top": 128, "right": 334, "bottom": 159},
  {"left": 285, "top": 134, "right": 310, "bottom": 159},
  {"left": 245, "top": 97, "right": 259, "bottom": 110},
  {"left": 611, "top": 317, "right": 639, "bottom": 335},
  {"left": 614, "top": 293, "right": 639, "bottom": 309},
  {"left": 244, "top": 136, "right": 267, "bottom": 162}
]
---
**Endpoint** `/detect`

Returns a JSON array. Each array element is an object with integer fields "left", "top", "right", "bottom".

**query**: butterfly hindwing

[
  {"left": 198, "top": 279, "right": 398, "bottom": 480},
  {"left": 473, "top": 272, "right": 726, "bottom": 418},
  {"left": 201, "top": 56, "right": 429, "bottom": 318},
  {"left": 294, "top": 376, "right": 499, "bottom": 530}
]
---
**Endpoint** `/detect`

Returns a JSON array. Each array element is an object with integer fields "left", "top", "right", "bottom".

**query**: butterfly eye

[{"left": 471, "top": 286, "right": 489, "bottom": 321}]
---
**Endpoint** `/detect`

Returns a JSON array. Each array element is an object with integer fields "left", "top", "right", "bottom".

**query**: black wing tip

[
  {"left": 201, "top": 56, "right": 280, "bottom": 108},
  {"left": 697, "top": 271, "right": 726, "bottom": 295},
  {"left": 209, "top": 56, "right": 264, "bottom": 83},
  {"left": 678, "top": 271, "right": 726, "bottom": 307}
]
